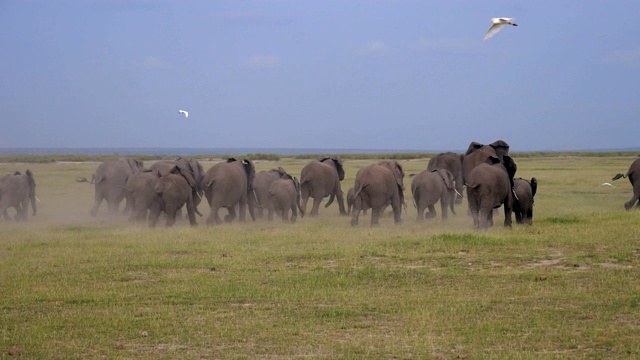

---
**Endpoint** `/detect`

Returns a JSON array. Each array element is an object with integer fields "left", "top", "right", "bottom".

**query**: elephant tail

[
  {"left": 324, "top": 193, "right": 335, "bottom": 208},
  {"left": 612, "top": 173, "right": 627, "bottom": 181},
  {"left": 76, "top": 175, "right": 103, "bottom": 184}
]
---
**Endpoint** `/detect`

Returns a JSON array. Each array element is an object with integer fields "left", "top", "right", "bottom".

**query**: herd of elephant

[{"left": 2, "top": 140, "right": 639, "bottom": 229}]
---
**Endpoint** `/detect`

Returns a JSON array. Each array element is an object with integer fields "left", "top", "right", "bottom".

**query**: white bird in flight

[
  {"left": 177, "top": 110, "right": 189, "bottom": 119},
  {"left": 483, "top": 17, "right": 518, "bottom": 40},
  {"left": 599, "top": 182, "right": 615, "bottom": 188}
]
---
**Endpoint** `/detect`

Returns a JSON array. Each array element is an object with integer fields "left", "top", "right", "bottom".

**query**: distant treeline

[{"left": 1, "top": 151, "right": 639, "bottom": 163}]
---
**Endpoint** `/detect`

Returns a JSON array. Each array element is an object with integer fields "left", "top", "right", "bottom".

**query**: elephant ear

[
  {"left": 530, "top": 177, "right": 538, "bottom": 199},
  {"left": 465, "top": 142, "right": 484, "bottom": 156},
  {"left": 502, "top": 155, "right": 517, "bottom": 188},
  {"left": 490, "top": 140, "right": 510, "bottom": 158},
  {"left": 276, "top": 166, "right": 288, "bottom": 178},
  {"left": 170, "top": 165, "right": 197, "bottom": 188},
  {"left": 332, "top": 157, "right": 346, "bottom": 181},
  {"left": 438, "top": 169, "right": 455, "bottom": 190},
  {"left": 241, "top": 159, "right": 255, "bottom": 190},
  {"left": 227, "top": 158, "right": 237, "bottom": 163},
  {"left": 125, "top": 158, "right": 143, "bottom": 173},
  {"left": 485, "top": 155, "right": 501, "bottom": 165},
  {"left": 392, "top": 162, "right": 405, "bottom": 189}
]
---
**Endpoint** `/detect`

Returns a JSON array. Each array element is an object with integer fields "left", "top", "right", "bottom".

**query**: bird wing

[
  {"left": 184, "top": 111, "right": 188, "bottom": 118},
  {"left": 483, "top": 23, "right": 504, "bottom": 40}
]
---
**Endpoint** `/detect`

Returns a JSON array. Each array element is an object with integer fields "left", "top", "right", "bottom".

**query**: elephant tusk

[
  {"left": 512, "top": 189, "right": 520, "bottom": 202},
  {"left": 35, "top": 196, "right": 41, "bottom": 202},
  {"left": 196, "top": 191, "right": 203, "bottom": 200},
  {"left": 454, "top": 189, "right": 462, "bottom": 197}
]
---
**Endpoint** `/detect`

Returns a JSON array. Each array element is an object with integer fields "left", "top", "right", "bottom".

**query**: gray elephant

[
  {"left": 149, "top": 157, "right": 205, "bottom": 210},
  {"left": 466, "top": 155, "right": 517, "bottom": 230},
  {"left": 267, "top": 174, "right": 304, "bottom": 223},
  {"left": 350, "top": 160, "right": 405, "bottom": 227},
  {"left": 411, "top": 169, "right": 457, "bottom": 221},
  {"left": 124, "top": 169, "right": 162, "bottom": 224},
  {"left": 0, "top": 170, "right": 37, "bottom": 221},
  {"left": 612, "top": 158, "right": 640, "bottom": 210},
  {"left": 252, "top": 167, "right": 289, "bottom": 218},
  {"left": 462, "top": 140, "right": 510, "bottom": 185},
  {"left": 148, "top": 166, "right": 199, "bottom": 228},
  {"left": 300, "top": 156, "right": 347, "bottom": 216},
  {"left": 513, "top": 177, "right": 537, "bottom": 225},
  {"left": 76, "top": 157, "right": 144, "bottom": 216},
  {"left": 427, "top": 152, "right": 464, "bottom": 204},
  {"left": 202, "top": 158, "right": 256, "bottom": 225}
]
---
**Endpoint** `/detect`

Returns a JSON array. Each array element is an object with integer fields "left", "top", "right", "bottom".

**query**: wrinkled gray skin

[
  {"left": 124, "top": 169, "right": 162, "bottom": 224},
  {"left": 300, "top": 156, "right": 347, "bottom": 216},
  {"left": 0, "top": 170, "right": 37, "bottom": 221},
  {"left": 252, "top": 167, "right": 288, "bottom": 218},
  {"left": 612, "top": 158, "right": 640, "bottom": 210},
  {"left": 466, "top": 155, "right": 517, "bottom": 230},
  {"left": 411, "top": 169, "right": 457, "bottom": 222},
  {"left": 148, "top": 166, "right": 198, "bottom": 228},
  {"left": 267, "top": 175, "right": 305, "bottom": 223},
  {"left": 428, "top": 152, "right": 464, "bottom": 204},
  {"left": 513, "top": 177, "right": 537, "bottom": 225},
  {"left": 350, "top": 160, "right": 405, "bottom": 227},
  {"left": 77, "top": 157, "right": 144, "bottom": 216},
  {"left": 203, "top": 158, "right": 256, "bottom": 225},
  {"left": 347, "top": 187, "right": 367, "bottom": 215},
  {"left": 462, "top": 140, "right": 510, "bottom": 186},
  {"left": 149, "top": 157, "right": 205, "bottom": 212}
]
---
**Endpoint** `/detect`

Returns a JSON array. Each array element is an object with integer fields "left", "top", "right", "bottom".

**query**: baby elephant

[
  {"left": 513, "top": 177, "right": 537, "bottom": 225},
  {"left": 411, "top": 169, "right": 457, "bottom": 221},
  {"left": 268, "top": 175, "right": 304, "bottom": 223}
]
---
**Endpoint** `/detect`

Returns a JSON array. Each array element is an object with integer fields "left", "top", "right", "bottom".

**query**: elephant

[
  {"left": 350, "top": 160, "right": 405, "bottom": 227},
  {"left": 513, "top": 177, "right": 538, "bottom": 225},
  {"left": 267, "top": 174, "right": 305, "bottom": 223},
  {"left": 202, "top": 158, "right": 256, "bottom": 225},
  {"left": 612, "top": 158, "right": 640, "bottom": 210},
  {"left": 76, "top": 157, "right": 144, "bottom": 217},
  {"left": 466, "top": 155, "right": 517, "bottom": 230},
  {"left": 300, "top": 156, "right": 347, "bottom": 217},
  {"left": 147, "top": 165, "right": 199, "bottom": 228},
  {"left": 124, "top": 169, "right": 162, "bottom": 224},
  {"left": 149, "top": 158, "right": 205, "bottom": 207},
  {"left": 0, "top": 170, "right": 37, "bottom": 221},
  {"left": 252, "top": 167, "right": 289, "bottom": 218},
  {"left": 462, "top": 140, "right": 510, "bottom": 185},
  {"left": 411, "top": 169, "right": 457, "bottom": 222},
  {"left": 427, "top": 152, "right": 464, "bottom": 204}
]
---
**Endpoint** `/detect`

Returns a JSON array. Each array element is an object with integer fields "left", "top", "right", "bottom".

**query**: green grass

[{"left": 1, "top": 155, "right": 640, "bottom": 358}]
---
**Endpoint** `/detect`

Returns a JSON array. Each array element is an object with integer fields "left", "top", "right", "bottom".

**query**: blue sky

[{"left": 1, "top": 0, "right": 639, "bottom": 152}]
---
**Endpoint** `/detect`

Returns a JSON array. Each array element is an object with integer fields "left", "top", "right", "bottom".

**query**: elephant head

[
  {"left": 485, "top": 155, "right": 518, "bottom": 189},
  {"left": 434, "top": 169, "right": 455, "bottom": 191}
]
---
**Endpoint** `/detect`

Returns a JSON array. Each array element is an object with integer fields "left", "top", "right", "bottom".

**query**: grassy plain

[{"left": 1, "top": 154, "right": 639, "bottom": 359}]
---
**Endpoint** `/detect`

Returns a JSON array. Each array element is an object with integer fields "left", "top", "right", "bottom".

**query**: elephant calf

[
  {"left": 350, "top": 160, "right": 405, "bottom": 227},
  {"left": 267, "top": 176, "right": 304, "bottom": 223},
  {"left": 513, "top": 177, "right": 537, "bottom": 225},
  {"left": 149, "top": 166, "right": 198, "bottom": 228},
  {"left": 0, "top": 170, "right": 37, "bottom": 221},
  {"left": 411, "top": 169, "right": 457, "bottom": 222}
]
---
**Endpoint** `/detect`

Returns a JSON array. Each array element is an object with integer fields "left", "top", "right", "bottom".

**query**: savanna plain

[{"left": 1, "top": 154, "right": 639, "bottom": 359}]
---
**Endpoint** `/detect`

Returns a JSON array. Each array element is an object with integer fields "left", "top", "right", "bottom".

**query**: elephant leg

[
  {"left": 225, "top": 206, "right": 237, "bottom": 223},
  {"left": 290, "top": 203, "right": 298, "bottom": 223},
  {"left": 503, "top": 203, "right": 513, "bottom": 228},
  {"left": 90, "top": 191, "right": 104, "bottom": 217},
  {"left": 148, "top": 207, "right": 161, "bottom": 228},
  {"left": 416, "top": 203, "right": 425, "bottom": 222},
  {"left": 336, "top": 190, "right": 347, "bottom": 216},
  {"left": 185, "top": 198, "right": 198, "bottom": 227},
  {"left": 310, "top": 196, "right": 322, "bottom": 217},
  {"left": 369, "top": 207, "right": 382, "bottom": 227},
  {"left": 165, "top": 208, "right": 177, "bottom": 227},
  {"left": 281, "top": 208, "right": 289, "bottom": 223},
  {"left": 425, "top": 204, "right": 437, "bottom": 219},
  {"left": 238, "top": 201, "right": 247, "bottom": 222},
  {"left": 206, "top": 203, "right": 223, "bottom": 225},
  {"left": 624, "top": 195, "right": 639, "bottom": 210},
  {"left": 391, "top": 200, "right": 402, "bottom": 225},
  {"left": 526, "top": 207, "right": 533, "bottom": 225},
  {"left": 479, "top": 207, "right": 492, "bottom": 230},
  {"left": 350, "top": 197, "right": 362, "bottom": 227},
  {"left": 440, "top": 198, "right": 448, "bottom": 221},
  {"left": 2, "top": 209, "right": 10, "bottom": 221},
  {"left": 267, "top": 204, "right": 274, "bottom": 222}
]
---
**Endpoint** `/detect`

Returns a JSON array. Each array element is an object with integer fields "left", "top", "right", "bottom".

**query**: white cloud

[
  {"left": 603, "top": 48, "right": 640, "bottom": 68},
  {"left": 243, "top": 55, "right": 280, "bottom": 69},
  {"left": 360, "top": 41, "right": 390, "bottom": 56},
  {"left": 142, "top": 56, "right": 172, "bottom": 69}
]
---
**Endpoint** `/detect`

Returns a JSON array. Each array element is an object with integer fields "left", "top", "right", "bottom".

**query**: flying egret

[
  {"left": 177, "top": 110, "right": 189, "bottom": 119},
  {"left": 599, "top": 182, "right": 615, "bottom": 188},
  {"left": 483, "top": 17, "right": 517, "bottom": 40}
]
